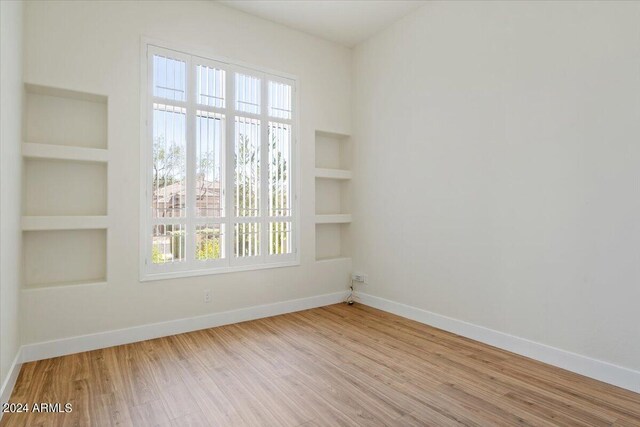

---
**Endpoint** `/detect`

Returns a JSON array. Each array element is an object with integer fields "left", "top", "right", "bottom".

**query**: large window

[{"left": 142, "top": 44, "right": 297, "bottom": 280}]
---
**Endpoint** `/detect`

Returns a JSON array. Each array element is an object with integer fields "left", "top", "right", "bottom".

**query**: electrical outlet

[
  {"left": 204, "top": 290, "right": 212, "bottom": 303},
  {"left": 352, "top": 273, "right": 367, "bottom": 283}
]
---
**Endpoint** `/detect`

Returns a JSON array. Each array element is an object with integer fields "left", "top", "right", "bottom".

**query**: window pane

[
  {"left": 196, "top": 224, "right": 224, "bottom": 260},
  {"left": 269, "top": 222, "right": 292, "bottom": 255},
  {"left": 153, "top": 104, "right": 186, "bottom": 218},
  {"left": 269, "top": 122, "right": 291, "bottom": 217},
  {"left": 234, "top": 117, "right": 260, "bottom": 217},
  {"left": 152, "top": 224, "right": 186, "bottom": 264},
  {"left": 153, "top": 55, "right": 186, "bottom": 101},
  {"left": 197, "top": 64, "right": 225, "bottom": 108},
  {"left": 235, "top": 73, "right": 261, "bottom": 114},
  {"left": 234, "top": 223, "right": 260, "bottom": 257},
  {"left": 196, "top": 111, "right": 224, "bottom": 218},
  {"left": 268, "top": 81, "right": 292, "bottom": 119}
]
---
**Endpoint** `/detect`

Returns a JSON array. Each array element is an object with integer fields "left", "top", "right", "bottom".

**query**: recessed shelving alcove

[
  {"left": 314, "top": 130, "right": 352, "bottom": 262},
  {"left": 22, "top": 83, "right": 109, "bottom": 288}
]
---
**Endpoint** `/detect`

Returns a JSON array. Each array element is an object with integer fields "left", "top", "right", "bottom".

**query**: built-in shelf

[
  {"left": 23, "top": 279, "right": 107, "bottom": 291},
  {"left": 315, "top": 129, "right": 350, "bottom": 140},
  {"left": 22, "top": 83, "right": 109, "bottom": 289},
  {"left": 22, "top": 216, "right": 108, "bottom": 231},
  {"left": 315, "top": 130, "right": 352, "bottom": 262},
  {"left": 315, "top": 214, "right": 352, "bottom": 224},
  {"left": 23, "top": 228, "right": 107, "bottom": 289},
  {"left": 25, "top": 82, "right": 107, "bottom": 104},
  {"left": 315, "top": 256, "right": 351, "bottom": 263},
  {"left": 22, "top": 142, "right": 108, "bottom": 163},
  {"left": 315, "top": 168, "right": 352, "bottom": 180}
]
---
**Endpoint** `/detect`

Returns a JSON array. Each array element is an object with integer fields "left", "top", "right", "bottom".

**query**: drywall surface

[
  {"left": 0, "top": 0, "right": 24, "bottom": 385},
  {"left": 22, "top": 0, "right": 351, "bottom": 344},
  {"left": 352, "top": 1, "right": 640, "bottom": 371}
]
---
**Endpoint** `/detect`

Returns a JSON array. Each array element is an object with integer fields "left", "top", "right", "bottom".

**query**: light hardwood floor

[{"left": 2, "top": 303, "right": 640, "bottom": 426}]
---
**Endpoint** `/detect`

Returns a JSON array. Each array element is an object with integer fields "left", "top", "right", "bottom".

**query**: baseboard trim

[
  {"left": 356, "top": 292, "right": 640, "bottom": 394},
  {"left": 21, "top": 291, "right": 347, "bottom": 363},
  {"left": 0, "top": 350, "right": 23, "bottom": 412}
]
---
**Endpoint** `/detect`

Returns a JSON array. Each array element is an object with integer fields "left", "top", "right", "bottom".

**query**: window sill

[{"left": 140, "top": 258, "right": 300, "bottom": 282}]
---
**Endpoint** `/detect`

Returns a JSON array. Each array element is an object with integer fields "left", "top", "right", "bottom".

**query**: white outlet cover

[{"left": 352, "top": 273, "right": 367, "bottom": 282}]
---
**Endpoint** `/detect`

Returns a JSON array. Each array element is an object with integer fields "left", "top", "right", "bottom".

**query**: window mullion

[
  {"left": 146, "top": 49, "right": 154, "bottom": 268},
  {"left": 225, "top": 67, "right": 235, "bottom": 265},
  {"left": 185, "top": 55, "right": 197, "bottom": 267},
  {"left": 260, "top": 73, "right": 269, "bottom": 260}
]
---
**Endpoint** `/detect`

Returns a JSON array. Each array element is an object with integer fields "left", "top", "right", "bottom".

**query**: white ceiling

[{"left": 218, "top": 1, "right": 426, "bottom": 47}]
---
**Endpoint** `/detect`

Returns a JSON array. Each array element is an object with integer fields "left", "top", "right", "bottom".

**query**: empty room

[{"left": 1, "top": 0, "right": 639, "bottom": 425}]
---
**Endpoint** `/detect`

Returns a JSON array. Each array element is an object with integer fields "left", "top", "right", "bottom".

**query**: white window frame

[{"left": 140, "top": 39, "right": 300, "bottom": 281}]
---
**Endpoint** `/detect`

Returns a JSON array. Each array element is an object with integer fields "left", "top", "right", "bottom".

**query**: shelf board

[
  {"left": 23, "top": 279, "right": 107, "bottom": 291},
  {"left": 315, "top": 256, "right": 351, "bottom": 263},
  {"left": 25, "top": 82, "right": 107, "bottom": 104},
  {"left": 22, "top": 216, "right": 108, "bottom": 231},
  {"left": 315, "top": 129, "right": 350, "bottom": 140},
  {"left": 315, "top": 168, "right": 352, "bottom": 180},
  {"left": 315, "top": 214, "right": 352, "bottom": 224},
  {"left": 22, "top": 142, "right": 108, "bottom": 163}
]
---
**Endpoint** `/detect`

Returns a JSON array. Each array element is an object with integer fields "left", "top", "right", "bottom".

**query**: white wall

[
  {"left": 21, "top": 0, "right": 351, "bottom": 344},
  {"left": 352, "top": 1, "right": 640, "bottom": 371},
  {"left": 0, "top": 0, "right": 24, "bottom": 387}
]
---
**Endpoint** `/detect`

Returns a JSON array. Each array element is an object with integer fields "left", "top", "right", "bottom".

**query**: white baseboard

[
  {"left": 0, "top": 350, "right": 23, "bottom": 413},
  {"left": 356, "top": 292, "right": 640, "bottom": 394},
  {"left": 21, "top": 291, "right": 347, "bottom": 363}
]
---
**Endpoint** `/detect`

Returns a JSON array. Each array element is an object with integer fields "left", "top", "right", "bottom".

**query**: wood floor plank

[
  {"left": 129, "top": 399, "right": 172, "bottom": 427},
  {"left": 169, "top": 410, "right": 212, "bottom": 427},
  {"left": 174, "top": 356, "right": 244, "bottom": 426},
  {"left": 2, "top": 303, "right": 640, "bottom": 427}
]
